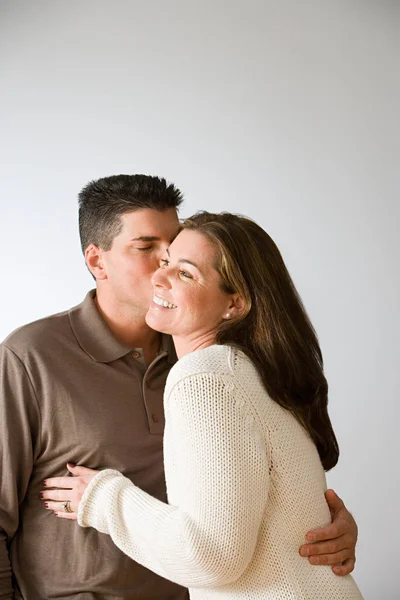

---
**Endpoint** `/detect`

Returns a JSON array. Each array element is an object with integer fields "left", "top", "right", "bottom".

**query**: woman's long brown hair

[{"left": 183, "top": 211, "right": 339, "bottom": 471}]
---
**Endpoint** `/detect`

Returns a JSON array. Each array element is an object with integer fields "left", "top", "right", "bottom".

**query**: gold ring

[{"left": 61, "top": 500, "right": 73, "bottom": 513}]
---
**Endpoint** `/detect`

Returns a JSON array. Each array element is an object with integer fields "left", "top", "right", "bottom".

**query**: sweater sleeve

[{"left": 78, "top": 371, "right": 269, "bottom": 588}]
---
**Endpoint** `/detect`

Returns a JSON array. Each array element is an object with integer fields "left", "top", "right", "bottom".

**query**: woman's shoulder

[{"left": 165, "top": 344, "right": 256, "bottom": 396}]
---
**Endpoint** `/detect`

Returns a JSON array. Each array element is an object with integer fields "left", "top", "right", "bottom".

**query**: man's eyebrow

[{"left": 130, "top": 236, "right": 160, "bottom": 242}]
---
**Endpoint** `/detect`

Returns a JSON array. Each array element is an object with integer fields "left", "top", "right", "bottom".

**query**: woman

[{"left": 42, "top": 212, "right": 362, "bottom": 598}]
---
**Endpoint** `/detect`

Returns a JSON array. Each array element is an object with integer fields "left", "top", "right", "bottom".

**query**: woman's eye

[
  {"left": 179, "top": 270, "right": 193, "bottom": 279},
  {"left": 160, "top": 258, "right": 169, "bottom": 267}
]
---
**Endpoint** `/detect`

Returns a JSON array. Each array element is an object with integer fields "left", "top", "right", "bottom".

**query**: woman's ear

[
  {"left": 85, "top": 244, "right": 107, "bottom": 281},
  {"left": 225, "top": 294, "right": 246, "bottom": 319}
]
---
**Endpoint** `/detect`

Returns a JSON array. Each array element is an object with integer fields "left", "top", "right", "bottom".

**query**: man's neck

[{"left": 94, "top": 292, "right": 161, "bottom": 361}]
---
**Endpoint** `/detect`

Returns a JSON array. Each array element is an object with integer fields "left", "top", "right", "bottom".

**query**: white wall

[{"left": 1, "top": 1, "right": 399, "bottom": 597}]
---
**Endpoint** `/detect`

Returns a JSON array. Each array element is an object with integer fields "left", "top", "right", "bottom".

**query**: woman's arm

[{"left": 78, "top": 372, "right": 269, "bottom": 588}]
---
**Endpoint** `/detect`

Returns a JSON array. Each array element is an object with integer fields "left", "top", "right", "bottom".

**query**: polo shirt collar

[
  {"left": 69, "top": 290, "right": 176, "bottom": 365},
  {"left": 159, "top": 330, "right": 177, "bottom": 365}
]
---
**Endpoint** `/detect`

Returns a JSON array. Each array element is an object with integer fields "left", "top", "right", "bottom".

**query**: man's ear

[
  {"left": 227, "top": 294, "right": 246, "bottom": 319},
  {"left": 85, "top": 244, "right": 107, "bottom": 281}
]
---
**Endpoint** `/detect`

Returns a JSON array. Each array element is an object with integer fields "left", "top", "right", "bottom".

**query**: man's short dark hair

[{"left": 78, "top": 174, "right": 183, "bottom": 253}]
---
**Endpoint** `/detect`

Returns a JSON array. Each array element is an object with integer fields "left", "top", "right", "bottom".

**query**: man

[{"left": 0, "top": 174, "right": 358, "bottom": 599}]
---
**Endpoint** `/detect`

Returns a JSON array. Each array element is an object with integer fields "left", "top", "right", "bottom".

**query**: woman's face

[{"left": 145, "top": 229, "right": 236, "bottom": 343}]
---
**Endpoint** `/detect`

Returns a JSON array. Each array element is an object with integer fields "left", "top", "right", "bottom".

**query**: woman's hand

[{"left": 40, "top": 463, "right": 99, "bottom": 520}]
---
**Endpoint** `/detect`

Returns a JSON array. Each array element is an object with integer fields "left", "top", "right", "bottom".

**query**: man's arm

[
  {"left": 0, "top": 344, "right": 40, "bottom": 598},
  {"left": 300, "top": 489, "right": 358, "bottom": 575},
  {"left": 0, "top": 530, "right": 12, "bottom": 599}
]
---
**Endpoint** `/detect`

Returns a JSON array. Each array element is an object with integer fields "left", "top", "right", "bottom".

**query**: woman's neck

[{"left": 172, "top": 332, "right": 217, "bottom": 359}]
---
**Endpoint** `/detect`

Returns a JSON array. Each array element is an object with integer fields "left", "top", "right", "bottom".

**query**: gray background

[{"left": 1, "top": 1, "right": 399, "bottom": 598}]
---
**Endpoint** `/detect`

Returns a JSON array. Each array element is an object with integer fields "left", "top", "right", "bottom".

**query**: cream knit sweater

[{"left": 78, "top": 345, "right": 362, "bottom": 599}]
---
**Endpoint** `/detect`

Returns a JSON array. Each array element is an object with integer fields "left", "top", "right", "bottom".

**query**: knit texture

[{"left": 78, "top": 345, "right": 362, "bottom": 599}]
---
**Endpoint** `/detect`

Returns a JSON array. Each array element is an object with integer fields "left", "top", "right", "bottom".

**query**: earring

[{"left": 224, "top": 312, "right": 231, "bottom": 319}]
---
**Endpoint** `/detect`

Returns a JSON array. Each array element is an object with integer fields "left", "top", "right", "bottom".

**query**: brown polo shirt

[{"left": 0, "top": 291, "right": 188, "bottom": 600}]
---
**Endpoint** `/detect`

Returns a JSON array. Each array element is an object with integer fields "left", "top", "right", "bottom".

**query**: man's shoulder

[{"left": 1, "top": 302, "right": 81, "bottom": 357}]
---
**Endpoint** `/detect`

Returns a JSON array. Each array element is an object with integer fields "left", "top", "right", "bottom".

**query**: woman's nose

[{"left": 151, "top": 266, "right": 170, "bottom": 288}]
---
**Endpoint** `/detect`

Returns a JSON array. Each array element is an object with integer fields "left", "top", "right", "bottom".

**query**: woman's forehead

[{"left": 168, "top": 230, "right": 218, "bottom": 271}]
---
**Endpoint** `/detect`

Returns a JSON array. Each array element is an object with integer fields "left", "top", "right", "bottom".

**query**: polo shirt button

[
  {"left": 132, "top": 351, "right": 140, "bottom": 359},
  {"left": 151, "top": 413, "right": 159, "bottom": 423}
]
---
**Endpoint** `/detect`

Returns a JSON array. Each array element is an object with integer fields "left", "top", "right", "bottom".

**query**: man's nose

[{"left": 150, "top": 246, "right": 165, "bottom": 272}]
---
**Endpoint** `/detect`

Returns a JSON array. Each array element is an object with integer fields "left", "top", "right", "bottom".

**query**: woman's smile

[{"left": 152, "top": 295, "right": 177, "bottom": 310}]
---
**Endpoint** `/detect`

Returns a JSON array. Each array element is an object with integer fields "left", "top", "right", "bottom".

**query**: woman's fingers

[
  {"left": 54, "top": 511, "right": 78, "bottom": 521},
  {"left": 67, "top": 463, "right": 98, "bottom": 476},
  {"left": 43, "top": 498, "right": 78, "bottom": 520},
  {"left": 43, "top": 500, "right": 61, "bottom": 511},
  {"left": 41, "top": 488, "right": 75, "bottom": 501},
  {"left": 43, "top": 476, "right": 73, "bottom": 489},
  {"left": 41, "top": 464, "right": 99, "bottom": 518},
  {"left": 43, "top": 464, "right": 99, "bottom": 489},
  {"left": 43, "top": 500, "right": 76, "bottom": 512}
]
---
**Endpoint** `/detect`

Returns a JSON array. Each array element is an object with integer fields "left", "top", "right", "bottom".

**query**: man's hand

[
  {"left": 41, "top": 463, "right": 99, "bottom": 520},
  {"left": 299, "top": 489, "right": 358, "bottom": 576}
]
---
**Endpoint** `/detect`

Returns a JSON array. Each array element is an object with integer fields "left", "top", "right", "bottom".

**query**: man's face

[{"left": 97, "top": 208, "right": 180, "bottom": 318}]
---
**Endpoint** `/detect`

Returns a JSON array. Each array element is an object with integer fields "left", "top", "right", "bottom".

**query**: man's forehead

[{"left": 120, "top": 208, "right": 180, "bottom": 238}]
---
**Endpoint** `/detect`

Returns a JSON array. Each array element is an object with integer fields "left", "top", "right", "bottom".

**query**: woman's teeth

[{"left": 153, "top": 296, "right": 177, "bottom": 309}]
